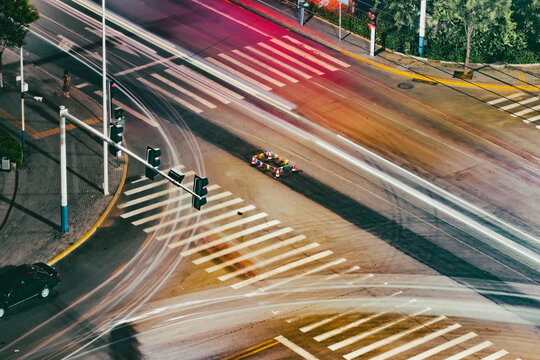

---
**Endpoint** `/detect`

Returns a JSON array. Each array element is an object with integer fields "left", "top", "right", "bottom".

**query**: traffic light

[
  {"left": 168, "top": 169, "right": 185, "bottom": 184},
  {"left": 114, "top": 107, "right": 125, "bottom": 124},
  {"left": 145, "top": 146, "right": 161, "bottom": 180},
  {"left": 192, "top": 175, "right": 209, "bottom": 210},
  {"left": 298, "top": 1, "right": 309, "bottom": 8},
  {"left": 110, "top": 81, "right": 117, "bottom": 99},
  {"left": 368, "top": 11, "right": 377, "bottom": 29},
  {"left": 109, "top": 124, "right": 123, "bottom": 155}
]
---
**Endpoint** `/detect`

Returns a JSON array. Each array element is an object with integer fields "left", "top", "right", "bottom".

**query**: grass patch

[{"left": 0, "top": 126, "right": 23, "bottom": 166}]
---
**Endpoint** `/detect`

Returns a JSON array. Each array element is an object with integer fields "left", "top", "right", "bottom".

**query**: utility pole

[
  {"left": 59, "top": 106, "right": 69, "bottom": 233},
  {"left": 419, "top": 0, "right": 427, "bottom": 57},
  {"left": 20, "top": 47, "right": 26, "bottom": 149},
  {"left": 102, "top": 0, "right": 109, "bottom": 195}
]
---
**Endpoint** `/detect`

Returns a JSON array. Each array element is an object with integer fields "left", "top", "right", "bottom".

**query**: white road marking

[
  {"left": 274, "top": 335, "right": 319, "bottom": 360},
  {"left": 407, "top": 332, "right": 478, "bottom": 360},
  {"left": 115, "top": 55, "right": 177, "bottom": 76},
  {"left": 487, "top": 92, "right": 523, "bottom": 105},
  {"left": 200, "top": 229, "right": 298, "bottom": 267},
  {"left": 524, "top": 114, "right": 540, "bottom": 123},
  {"left": 75, "top": 82, "right": 89, "bottom": 89},
  {"left": 164, "top": 212, "right": 268, "bottom": 244},
  {"left": 165, "top": 68, "right": 231, "bottom": 104},
  {"left": 444, "top": 341, "right": 493, "bottom": 360},
  {"left": 218, "top": 242, "right": 321, "bottom": 282},
  {"left": 512, "top": 103, "right": 540, "bottom": 117},
  {"left": 370, "top": 323, "right": 462, "bottom": 360},
  {"left": 499, "top": 96, "right": 540, "bottom": 110},
  {"left": 259, "top": 258, "right": 347, "bottom": 292},
  {"left": 151, "top": 73, "right": 217, "bottom": 108},
  {"left": 179, "top": 65, "right": 244, "bottom": 100},
  {"left": 118, "top": 186, "right": 186, "bottom": 209},
  {"left": 481, "top": 350, "right": 509, "bottom": 360},
  {"left": 218, "top": 53, "right": 285, "bottom": 87},
  {"left": 137, "top": 77, "right": 203, "bottom": 113},
  {"left": 95, "top": 91, "right": 159, "bottom": 127},
  {"left": 125, "top": 179, "right": 169, "bottom": 196},
  {"left": 283, "top": 35, "right": 350, "bottom": 67},
  {"left": 315, "top": 311, "right": 387, "bottom": 342},
  {"left": 270, "top": 38, "right": 339, "bottom": 71},
  {"left": 344, "top": 314, "right": 446, "bottom": 359},
  {"left": 178, "top": 219, "right": 281, "bottom": 255},
  {"left": 206, "top": 57, "right": 272, "bottom": 91},
  {"left": 246, "top": 46, "right": 312, "bottom": 79},
  {"left": 232, "top": 49, "right": 298, "bottom": 83},
  {"left": 258, "top": 43, "right": 324, "bottom": 75},
  {"left": 231, "top": 250, "right": 333, "bottom": 289}
]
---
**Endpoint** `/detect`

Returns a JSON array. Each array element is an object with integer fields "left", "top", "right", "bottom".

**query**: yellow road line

[
  {"left": 340, "top": 50, "right": 539, "bottom": 90},
  {"left": 222, "top": 339, "right": 279, "bottom": 360}
]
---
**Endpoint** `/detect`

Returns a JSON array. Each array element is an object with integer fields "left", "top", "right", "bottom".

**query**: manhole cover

[{"left": 398, "top": 82, "right": 414, "bottom": 89}]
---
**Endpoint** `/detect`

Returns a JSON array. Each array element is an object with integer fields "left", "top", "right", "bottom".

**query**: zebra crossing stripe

[
  {"left": 343, "top": 314, "right": 446, "bottom": 360},
  {"left": 407, "top": 332, "right": 478, "bottom": 360},
  {"left": 525, "top": 114, "right": 540, "bottom": 122},
  {"left": 512, "top": 103, "right": 540, "bottom": 117},
  {"left": 232, "top": 49, "right": 299, "bottom": 83},
  {"left": 481, "top": 350, "right": 509, "bottom": 360},
  {"left": 142, "top": 192, "right": 236, "bottom": 231},
  {"left": 444, "top": 341, "right": 493, "bottom": 360},
  {"left": 370, "top": 323, "right": 462, "bottom": 360},
  {"left": 499, "top": 96, "right": 540, "bottom": 110},
  {"left": 487, "top": 92, "right": 523, "bottom": 105},
  {"left": 246, "top": 46, "right": 312, "bottom": 79},
  {"left": 165, "top": 68, "right": 231, "bottom": 104},
  {"left": 179, "top": 65, "right": 244, "bottom": 100},
  {"left": 274, "top": 335, "right": 319, "bottom": 360},
  {"left": 259, "top": 258, "right": 347, "bottom": 292},
  {"left": 270, "top": 38, "right": 339, "bottom": 71},
  {"left": 199, "top": 229, "right": 298, "bottom": 267},
  {"left": 119, "top": 186, "right": 184, "bottom": 209},
  {"left": 137, "top": 77, "right": 204, "bottom": 113},
  {"left": 218, "top": 242, "right": 321, "bottom": 282},
  {"left": 283, "top": 35, "right": 350, "bottom": 67},
  {"left": 206, "top": 57, "right": 272, "bottom": 91},
  {"left": 164, "top": 212, "right": 268, "bottom": 244},
  {"left": 178, "top": 219, "right": 281, "bottom": 254},
  {"left": 258, "top": 43, "right": 324, "bottom": 75},
  {"left": 315, "top": 311, "right": 387, "bottom": 342},
  {"left": 151, "top": 73, "right": 217, "bottom": 108},
  {"left": 231, "top": 250, "right": 333, "bottom": 289},
  {"left": 218, "top": 53, "right": 286, "bottom": 87},
  {"left": 124, "top": 179, "right": 169, "bottom": 196}
]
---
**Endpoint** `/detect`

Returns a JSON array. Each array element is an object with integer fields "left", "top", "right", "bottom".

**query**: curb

[
  {"left": 47, "top": 153, "right": 129, "bottom": 266},
  {"left": 0, "top": 168, "right": 18, "bottom": 232}
]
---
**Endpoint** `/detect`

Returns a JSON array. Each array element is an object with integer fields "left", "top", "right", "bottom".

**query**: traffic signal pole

[
  {"left": 418, "top": 0, "right": 427, "bottom": 57},
  {"left": 20, "top": 47, "right": 26, "bottom": 149},
  {"left": 60, "top": 108, "right": 69, "bottom": 233},
  {"left": 102, "top": 0, "right": 109, "bottom": 196}
]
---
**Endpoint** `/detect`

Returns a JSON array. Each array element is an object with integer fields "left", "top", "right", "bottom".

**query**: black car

[{"left": 0, "top": 262, "right": 60, "bottom": 318}]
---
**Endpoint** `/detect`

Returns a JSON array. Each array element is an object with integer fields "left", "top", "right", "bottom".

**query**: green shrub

[{"left": 0, "top": 126, "right": 23, "bottom": 166}]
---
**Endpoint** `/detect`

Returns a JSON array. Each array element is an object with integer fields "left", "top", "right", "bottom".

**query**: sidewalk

[
  {"left": 232, "top": 0, "right": 540, "bottom": 88},
  {"left": 0, "top": 49, "right": 125, "bottom": 267}
]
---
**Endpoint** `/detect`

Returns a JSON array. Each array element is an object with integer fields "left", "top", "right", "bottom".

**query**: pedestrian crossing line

[
  {"left": 114, "top": 55, "right": 177, "bottom": 76},
  {"left": 370, "top": 323, "right": 462, "bottom": 360},
  {"left": 274, "top": 335, "right": 319, "bottom": 360},
  {"left": 343, "top": 265, "right": 361, "bottom": 274},
  {"left": 499, "top": 96, "right": 540, "bottom": 110},
  {"left": 94, "top": 91, "right": 160, "bottom": 128},
  {"left": 329, "top": 307, "right": 430, "bottom": 351},
  {"left": 179, "top": 65, "right": 244, "bottom": 100},
  {"left": 444, "top": 340, "right": 493, "bottom": 360},
  {"left": 143, "top": 195, "right": 240, "bottom": 230},
  {"left": 258, "top": 257, "right": 347, "bottom": 293},
  {"left": 232, "top": 49, "right": 299, "bottom": 83},
  {"left": 343, "top": 314, "right": 446, "bottom": 360},
  {"left": 164, "top": 211, "right": 268, "bottom": 244},
  {"left": 151, "top": 73, "right": 217, "bottom": 108},
  {"left": 118, "top": 185, "right": 187, "bottom": 210},
  {"left": 139, "top": 202, "right": 253, "bottom": 229},
  {"left": 137, "top": 77, "right": 204, "bottom": 113},
  {"left": 218, "top": 242, "right": 321, "bottom": 282},
  {"left": 525, "top": 114, "right": 540, "bottom": 123},
  {"left": 246, "top": 46, "right": 312, "bottom": 80},
  {"left": 257, "top": 42, "right": 324, "bottom": 75},
  {"left": 200, "top": 229, "right": 299, "bottom": 268},
  {"left": 482, "top": 350, "right": 509, "bottom": 360},
  {"left": 487, "top": 92, "right": 524, "bottom": 105},
  {"left": 206, "top": 57, "right": 273, "bottom": 91},
  {"left": 314, "top": 311, "right": 387, "bottom": 342},
  {"left": 512, "top": 103, "right": 540, "bottom": 117},
  {"left": 164, "top": 68, "right": 231, "bottom": 104},
  {"left": 407, "top": 332, "right": 478, "bottom": 360},
  {"left": 270, "top": 38, "right": 339, "bottom": 72},
  {"left": 218, "top": 53, "right": 286, "bottom": 87},
  {"left": 282, "top": 35, "right": 350, "bottom": 68},
  {"left": 258, "top": 43, "right": 325, "bottom": 76},
  {"left": 300, "top": 291, "right": 404, "bottom": 334},
  {"left": 231, "top": 250, "right": 333, "bottom": 290},
  {"left": 124, "top": 179, "right": 170, "bottom": 196}
]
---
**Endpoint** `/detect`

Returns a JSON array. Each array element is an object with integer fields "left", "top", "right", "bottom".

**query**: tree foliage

[{"left": 0, "top": 0, "right": 39, "bottom": 88}]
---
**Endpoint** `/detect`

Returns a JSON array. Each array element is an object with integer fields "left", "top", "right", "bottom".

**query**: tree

[
  {"left": 0, "top": 0, "right": 39, "bottom": 88},
  {"left": 511, "top": 0, "right": 540, "bottom": 58},
  {"left": 433, "top": 0, "right": 513, "bottom": 73}
]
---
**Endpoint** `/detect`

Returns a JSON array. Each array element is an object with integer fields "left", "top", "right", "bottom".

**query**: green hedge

[{"left": 0, "top": 126, "right": 23, "bottom": 166}]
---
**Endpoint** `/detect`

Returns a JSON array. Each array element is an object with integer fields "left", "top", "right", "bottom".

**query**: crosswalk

[
  {"left": 118, "top": 169, "right": 521, "bottom": 360},
  {"left": 486, "top": 92, "right": 540, "bottom": 126},
  {"left": 124, "top": 34, "right": 349, "bottom": 115}
]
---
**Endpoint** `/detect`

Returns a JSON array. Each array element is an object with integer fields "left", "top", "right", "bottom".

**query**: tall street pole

[
  {"left": 59, "top": 106, "right": 69, "bottom": 233},
  {"left": 419, "top": 0, "right": 427, "bottom": 57},
  {"left": 20, "top": 47, "right": 26, "bottom": 149},
  {"left": 102, "top": 0, "right": 109, "bottom": 195}
]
